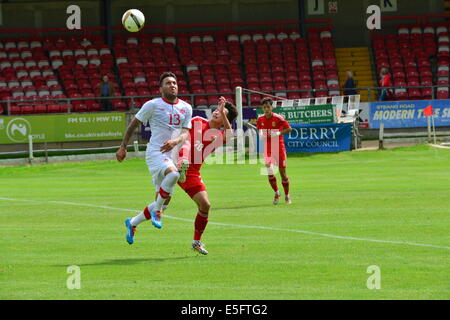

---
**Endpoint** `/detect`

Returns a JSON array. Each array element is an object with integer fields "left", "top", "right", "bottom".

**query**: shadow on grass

[
  {"left": 213, "top": 203, "right": 269, "bottom": 211},
  {"left": 53, "top": 255, "right": 196, "bottom": 267}
]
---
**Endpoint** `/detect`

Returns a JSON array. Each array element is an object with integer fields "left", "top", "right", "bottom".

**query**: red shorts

[
  {"left": 264, "top": 148, "right": 287, "bottom": 169},
  {"left": 177, "top": 173, "right": 206, "bottom": 198}
]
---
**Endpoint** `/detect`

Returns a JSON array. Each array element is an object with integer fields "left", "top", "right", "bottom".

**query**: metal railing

[
  {"left": 0, "top": 84, "right": 448, "bottom": 116},
  {"left": 0, "top": 92, "right": 238, "bottom": 115}
]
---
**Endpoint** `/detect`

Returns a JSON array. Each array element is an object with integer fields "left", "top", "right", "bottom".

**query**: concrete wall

[
  {"left": 0, "top": 1, "right": 100, "bottom": 29},
  {"left": 0, "top": 0, "right": 444, "bottom": 45},
  {"left": 303, "top": 0, "right": 444, "bottom": 47},
  {"left": 0, "top": 0, "right": 298, "bottom": 30}
]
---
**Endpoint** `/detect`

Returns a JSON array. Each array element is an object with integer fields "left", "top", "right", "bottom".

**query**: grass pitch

[{"left": 0, "top": 144, "right": 449, "bottom": 300}]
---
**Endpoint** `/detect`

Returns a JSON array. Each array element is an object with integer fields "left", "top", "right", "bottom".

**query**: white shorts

[{"left": 146, "top": 151, "right": 177, "bottom": 192}]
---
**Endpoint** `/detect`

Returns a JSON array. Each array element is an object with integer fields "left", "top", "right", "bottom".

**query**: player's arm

[
  {"left": 219, "top": 97, "right": 232, "bottom": 131},
  {"left": 160, "top": 127, "right": 190, "bottom": 153},
  {"left": 271, "top": 118, "right": 292, "bottom": 137},
  {"left": 218, "top": 96, "right": 233, "bottom": 142},
  {"left": 178, "top": 136, "right": 192, "bottom": 163},
  {"left": 278, "top": 126, "right": 292, "bottom": 135},
  {"left": 116, "top": 117, "right": 142, "bottom": 162}
]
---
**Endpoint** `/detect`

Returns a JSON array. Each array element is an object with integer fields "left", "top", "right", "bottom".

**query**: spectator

[
  {"left": 343, "top": 70, "right": 357, "bottom": 96},
  {"left": 99, "top": 75, "right": 114, "bottom": 111},
  {"left": 379, "top": 67, "right": 393, "bottom": 101}
]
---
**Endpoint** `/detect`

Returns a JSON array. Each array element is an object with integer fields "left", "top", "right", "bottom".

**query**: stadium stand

[
  {"left": 4, "top": 17, "right": 448, "bottom": 114},
  {"left": 0, "top": 21, "right": 342, "bottom": 114},
  {"left": 1, "top": 20, "right": 343, "bottom": 114},
  {"left": 0, "top": 35, "right": 114, "bottom": 114},
  {"left": 372, "top": 22, "right": 444, "bottom": 101}
]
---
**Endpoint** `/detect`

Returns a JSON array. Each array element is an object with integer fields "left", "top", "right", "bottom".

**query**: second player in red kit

[
  {"left": 165, "top": 97, "right": 238, "bottom": 255},
  {"left": 256, "top": 97, "right": 293, "bottom": 205}
]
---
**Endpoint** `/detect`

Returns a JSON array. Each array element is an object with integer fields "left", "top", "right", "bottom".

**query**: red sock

[
  {"left": 194, "top": 210, "right": 209, "bottom": 241},
  {"left": 282, "top": 178, "right": 290, "bottom": 195},
  {"left": 268, "top": 175, "right": 279, "bottom": 193},
  {"left": 143, "top": 206, "right": 150, "bottom": 220},
  {"left": 159, "top": 187, "right": 170, "bottom": 199}
]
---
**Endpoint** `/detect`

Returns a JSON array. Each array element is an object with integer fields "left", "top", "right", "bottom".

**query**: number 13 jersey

[{"left": 135, "top": 97, "right": 193, "bottom": 155}]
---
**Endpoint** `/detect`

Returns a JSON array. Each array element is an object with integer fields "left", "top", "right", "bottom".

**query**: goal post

[
  {"left": 234, "top": 86, "right": 361, "bottom": 149},
  {"left": 235, "top": 86, "right": 245, "bottom": 162},
  {"left": 235, "top": 86, "right": 244, "bottom": 133},
  {"left": 234, "top": 86, "right": 360, "bottom": 123}
]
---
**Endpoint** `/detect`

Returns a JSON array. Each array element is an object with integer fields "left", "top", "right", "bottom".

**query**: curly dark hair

[
  {"left": 260, "top": 97, "right": 273, "bottom": 106},
  {"left": 224, "top": 102, "right": 238, "bottom": 123},
  {"left": 159, "top": 72, "right": 177, "bottom": 87}
]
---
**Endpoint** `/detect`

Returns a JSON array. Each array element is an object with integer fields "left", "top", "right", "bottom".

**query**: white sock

[
  {"left": 155, "top": 171, "right": 179, "bottom": 211},
  {"left": 130, "top": 202, "right": 156, "bottom": 227}
]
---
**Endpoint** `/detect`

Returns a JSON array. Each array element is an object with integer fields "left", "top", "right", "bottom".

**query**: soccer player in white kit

[{"left": 116, "top": 72, "right": 192, "bottom": 244}]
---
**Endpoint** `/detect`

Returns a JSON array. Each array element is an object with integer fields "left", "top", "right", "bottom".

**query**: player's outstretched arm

[
  {"left": 218, "top": 96, "right": 234, "bottom": 143},
  {"left": 116, "top": 117, "right": 142, "bottom": 162},
  {"left": 218, "top": 96, "right": 232, "bottom": 132}
]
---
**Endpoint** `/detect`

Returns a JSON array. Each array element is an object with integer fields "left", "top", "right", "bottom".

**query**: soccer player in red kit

[
  {"left": 256, "top": 97, "right": 293, "bottom": 205},
  {"left": 161, "top": 96, "right": 237, "bottom": 255}
]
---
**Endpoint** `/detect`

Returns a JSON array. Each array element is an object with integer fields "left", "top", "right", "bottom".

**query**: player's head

[
  {"left": 211, "top": 101, "right": 238, "bottom": 126},
  {"left": 159, "top": 72, "right": 178, "bottom": 100},
  {"left": 261, "top": 97, "right": 273, "bottom": 116},
  {"left": 102, "top": 75, "right": 109, "bottom": 82},
  {"left": 224, "top": 102, "right": 238, "bottom": 123}
]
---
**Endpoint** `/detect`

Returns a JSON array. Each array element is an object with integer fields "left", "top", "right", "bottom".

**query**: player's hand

[
  {"left": 116, "top": 147, "right": 127, "bottom": 162},
  {"left": 217, "top": 96, "right": 227, "bottom": 114},
  {"left": 268, "top": 130, "right": 281, "bottom": 137},
  {"left": 160, "top": 140, "right": 178, "bottom": 153}
]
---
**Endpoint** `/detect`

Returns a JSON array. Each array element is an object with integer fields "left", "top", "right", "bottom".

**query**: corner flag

[
  {"left": 424, "top": 105, "right": 436, "bottom": 144},
  {"left": 424, "top": 105, "right": 433, "bottom": 116}
]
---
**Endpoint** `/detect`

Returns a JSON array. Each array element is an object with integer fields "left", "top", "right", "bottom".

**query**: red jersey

[
  {"left": 256, "top": 112, "right": 291, "bottom": 154},
  {"left": 179, "top": 116, "right": 224, "bottom": 174},
  {"left": 380, "top": 73, "right": 392, "bottom": 88}
]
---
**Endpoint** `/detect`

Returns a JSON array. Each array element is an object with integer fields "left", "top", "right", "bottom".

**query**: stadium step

[{"left": 335, "top": 47, "right": 376, "bottom": 102}]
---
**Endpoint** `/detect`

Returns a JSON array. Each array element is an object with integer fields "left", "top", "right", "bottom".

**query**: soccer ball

[{"left": 122, "top": 9, "right": 145, "bottom": 32}]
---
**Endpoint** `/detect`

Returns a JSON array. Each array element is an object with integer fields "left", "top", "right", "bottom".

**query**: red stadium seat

[
  {"left": 10, "top": 105, "right": 21, "bottom": 115},
  {"left": 112, "top": 101, "right": 127, "bottom": 111},
  {"left": 408, "top": 88, "right": 422, "bottom": 99},
  {"left": 315, "top": 90, "right": 328, "bottom": 98},
  {"left": 194, "top": 96, "right": 208, "bottom": 107},
  {"left": 261, "top": 83, "right": 273, "bottom": 92},
  {"left": 250, "top": 94, "right": 262, "bottom": 106},
  {"left": 287, "top": 92, "right": 301, "bottom": 99},
  {"left": 72, "top": 103, "right": 88, "bottom": 112},
  {"left": 34, "top": 104, "right": 47, "bottom": 114},
  {"left": 259, "top": 73, "right": 272, "bottom": 84},
  {"left": 21, "top": 105, "right": 34, "bottom": 114},
  {"left": 437, "top": 87, "right": 449, "bottom": 99},
  {"left": 47, "top": 104, "right": 62, "bottom": 113},
  {"left": 422, "top": 88, "right": 433, "bottom": 99}
]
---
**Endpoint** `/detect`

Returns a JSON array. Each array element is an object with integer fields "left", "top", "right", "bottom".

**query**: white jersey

[{"left": 135, "top": 97, "right": 193, "bottom": 155}]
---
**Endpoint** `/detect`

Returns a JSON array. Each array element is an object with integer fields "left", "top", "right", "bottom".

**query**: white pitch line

[
  {"left": 429, "top": 144, "right": 450, "bottom": 150},
  {"left": 1, "top": 197, "right": 450, "bottom": 251}
]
